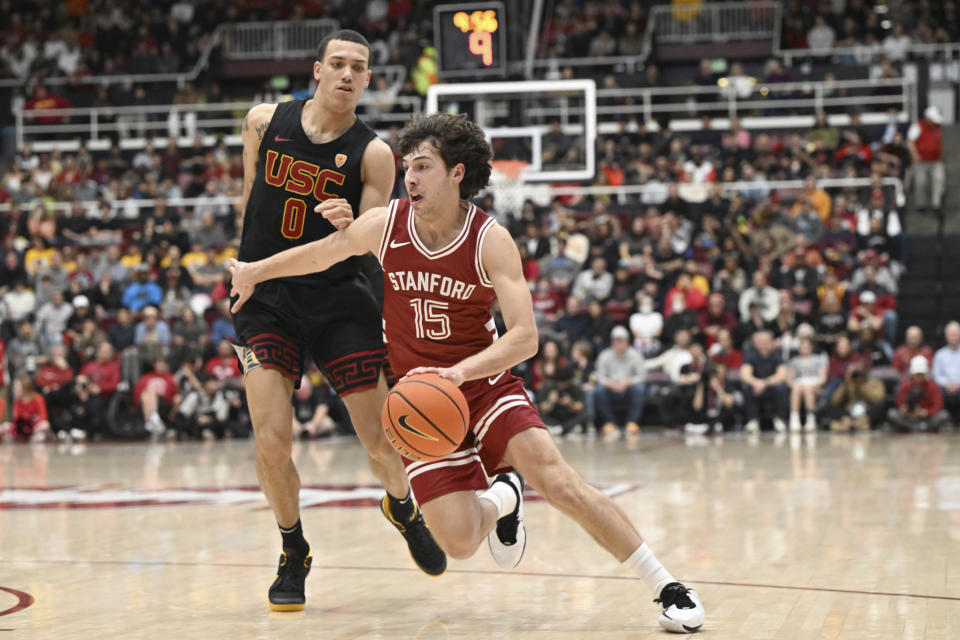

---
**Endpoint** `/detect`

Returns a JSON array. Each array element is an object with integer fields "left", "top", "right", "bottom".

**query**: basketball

[{"left": 381, "top": 373, "right": 470, "bottom": 461}]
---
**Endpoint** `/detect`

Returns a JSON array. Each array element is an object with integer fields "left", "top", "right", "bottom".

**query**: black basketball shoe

[
  {"left": 380, "top": 494, "right": 447, "bottom": 576},
  {"left": 268, "top": 550, "right": 312, "bottom": 611}
]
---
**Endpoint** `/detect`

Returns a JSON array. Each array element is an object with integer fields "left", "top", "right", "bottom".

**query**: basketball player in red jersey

[
  {"left": 229, "top": 114, "right": 706, "bottom": 633},
  {"left": 234, "top": 30, "right": 444, "bottom": 612}
]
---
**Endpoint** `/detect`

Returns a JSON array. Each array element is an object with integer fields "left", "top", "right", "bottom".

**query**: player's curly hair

[{"left": 398, "top": 113, "right": 493, "bottom": 199}]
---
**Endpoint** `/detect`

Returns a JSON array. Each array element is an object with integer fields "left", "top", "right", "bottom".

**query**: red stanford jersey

[{"left": 378, "top": 198, "right": 498, "bottom": 377}]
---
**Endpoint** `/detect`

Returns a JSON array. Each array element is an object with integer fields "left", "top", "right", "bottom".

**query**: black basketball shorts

[{"left": 231, "top": 276, "right": 386, "bottom": 397}]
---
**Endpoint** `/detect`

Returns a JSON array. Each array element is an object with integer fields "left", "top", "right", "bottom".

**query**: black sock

[
  {"left": 387, "top": 491, "right": 415, "bottom": 522},
  {"left": 279, "top": 519, "right": 309, "bottom": 558}
]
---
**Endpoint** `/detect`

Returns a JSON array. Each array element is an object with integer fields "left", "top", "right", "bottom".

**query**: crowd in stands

[
  {"left": 540, "top": 0, "right": 958, "bottom": 60},
  {"left": 1, "top": 1, "right": 956, "bottom": 442},
  {"left": 0, "top": 88, "right": 952, "bottom": 441}
]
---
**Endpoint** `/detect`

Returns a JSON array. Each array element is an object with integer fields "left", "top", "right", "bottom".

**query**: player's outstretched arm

[
  {"left": 407, "top": 224, "right": 540, "bottom": 385},
  {"left": 228, "top": 206, "right": 387, "bottom": 313}
]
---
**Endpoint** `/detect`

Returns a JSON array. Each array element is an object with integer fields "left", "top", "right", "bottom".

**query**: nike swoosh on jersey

[
  {"left": 390, "top": 240, "right": 411, "bottom": 248},
  {"left": 274, "top": 136, "right": 293, "bottom": 142},
  {"left": 488, "top": 371, "right": 506, "bottom": 385}
]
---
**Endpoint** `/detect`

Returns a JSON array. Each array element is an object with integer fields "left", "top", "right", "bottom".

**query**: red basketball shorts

[{"left": 402, "top": 373, "right": 545, "bottom": 505}]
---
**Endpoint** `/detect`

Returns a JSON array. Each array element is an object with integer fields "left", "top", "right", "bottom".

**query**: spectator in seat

[
  {"left": 850, "top": 256, "right": 898, "bottom": 297},
  {"left": 72, "top": 317, "right": 108, "bottom": 364},
  {"left": 662, "top": 293, "right": 700, "bottom": 344},
  {"left": 691, "top": 363, "right": 742, "bottom": 433},
  {"left": 933, "top": 321, "right": 960, "bottom": 422},
  {"left": 773, "top": 291, "right": 803, "bottom": 357},
  {"left": 6, "top": 374, "right": 50, "bottom": 442},
  {"left": 595, "top": 326, "right": 647, "bottom": 437},
  {"left": 605, "top": 265, "right": 638, "bottom": 322},
  {"left": 134, "top": 305, "right": 171, "bottom": 366},
  {"left": 291, "top": 373, "right": 337, "bottom": 439},
  {"left": 531, "top": 277, "right": 564, "bottom": 327},
  {"left": 806, "top": 14, "right": 836, "bottom": 48},
  {"left": 674, "top": 341, "right": 709, "bottom": 432},
  {"left": 123, "top": 263, "right": 163, "bottom": 312},
  {"left": 88, "top": 269, "right": 124, "bottom": 317},
  {"left": 571, "top": 257, "right": 614, "bottom": 303},
  {"left": 63, "top": 372, "right": 106, "bottom": 440},
  {"left": 34, "top": 289, "right": 73, "bottom": 348},
  {"left": 79, "top": 342, "right": 122, "bottom": 402},
  {"left": 554, "top": 295, "right": 590, "bottom": 345},
  {"left": 569, "top": 340, "right": 597, "bottom": 432},
  {"left": 629, "top": 292, "right": 663, "bottom": 357},
  {"left": 210, "top": 298, "right": 237, "bottom": 344},
  {"left": 739, "top": 270, "right": 780, "bottom": 322},
  {"left": 664, "top": 272, "right": 706, "bottom": 317},
  {"left": 3, "top": 279, "right": 36, "bottom": 330},
  {"left": 35, "top": 343, "right": 76, "bottom": 436},
  {"left": 787, "top": 337, "right": 828, "bottom": 432},
  {"left": 189, "top": 246, "right": 227, "bottom": 295},
  {"left": 848, "top": 290, "right": 890, "bottom": 344},
  {"left": 827, "top": 360, "right": 886, "bottom": 432},
  {"left": 175, "top": 371, "right": 237, "bottom": 440},
  {"left": 528, "top": 338, "right": 567, "bottom": 393},
  {"left": 709, "top": 327, "right": 743, "bottom": 370},
  {"left": 814, "top": 289, "right": 847, "bottom": 349},
  {"left": 537, "top": 365, "right": 589, "bottom": 437},
  {"left": 856, "top": 326, "right": 892, "bottom": 367},
  {"left": 888, "top": 356, "right": 951, "bottom": 432},
  {"left": 160, "top": 268, "right": 193, "bottom": 322},
  {"left": 204, "top": 338, "right": 242, "bottom": 383},
  {"left": 711, "top": 252, "right": 747, "bottom": 307},
  {"left": 584, "top": 298, "right": 615, "bottom": 353},
  {"left": 7, "top": 319, "right": 42, "bottom": 379},
  {"left": 740, "top": 331, "right": 789, "bottom": 433},
  {"left": 893, "top": 326, "right": 933, "bottom": 386},
  {"left": 134, "top": 357, "right": 179, "bottom": 436},
  {"left": 698, "top": 292, "right": 738, "bottom": 347},
  {"left": 64, "top": 294, "right": 93, "bottom": 342}
]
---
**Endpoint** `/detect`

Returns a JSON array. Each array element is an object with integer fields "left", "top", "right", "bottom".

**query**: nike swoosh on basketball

[
  {"left": 390, "top": 240, "right": 410, "bottom": 248},
  {"left": 274, "top": 135, "right": 293, "bottom": 142},
  {"left": 488, "top": 371, "right": 505, "bottom": 385},
  {"left": 397, "top": 414, "right": 438, "bottom": 441}
]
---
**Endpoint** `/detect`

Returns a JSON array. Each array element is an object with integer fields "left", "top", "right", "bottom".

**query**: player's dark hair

[
  {"left": 316, "top": 29, "right": 372, "bottom": 62},
  {"left": 398, "top": 113, "right": 493, "bottom": 199}
]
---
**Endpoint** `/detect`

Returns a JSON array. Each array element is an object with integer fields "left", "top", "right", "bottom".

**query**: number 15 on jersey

[{"left": 410, "top": 298, "right": 451, "bottom": 340}]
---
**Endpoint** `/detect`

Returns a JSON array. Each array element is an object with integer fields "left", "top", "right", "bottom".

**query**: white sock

[
  {"left": 623, "top": 542, "right": 676, "bottom": 598},
  {"left": 479, "top": 481, "right": 517, "bottom": 518}
]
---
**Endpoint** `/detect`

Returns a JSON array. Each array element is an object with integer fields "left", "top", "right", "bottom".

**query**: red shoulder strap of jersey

[{"left": 377, "top": 199, "right": 404, "bottom": 263}]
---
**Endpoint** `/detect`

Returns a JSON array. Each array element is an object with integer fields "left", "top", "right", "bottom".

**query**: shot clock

[{"left": 433, "top": 2, "right": 506, "bottom": 77}]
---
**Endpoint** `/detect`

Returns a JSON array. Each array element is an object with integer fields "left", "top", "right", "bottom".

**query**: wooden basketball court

[{"left": 2, "top": 432, "right": 958, "bottom": 638}]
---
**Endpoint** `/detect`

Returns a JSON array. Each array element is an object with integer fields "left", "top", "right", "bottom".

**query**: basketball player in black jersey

[{"left": 233, "top": 30, "right": 445, "bottom": 611}]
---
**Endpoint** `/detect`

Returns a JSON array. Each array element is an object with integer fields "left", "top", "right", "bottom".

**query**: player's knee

[
  {"left": 431, "top": 528, "right": 480, "bottom": 560},
  {"left": 533, "top": 462, "right": 584, "bottom": 510},
  {"left": 365, "top": 438, "right": 400, "bottom": 470},
  {"left": 254, "top": 426, "right": 292, "bottom": 463}
]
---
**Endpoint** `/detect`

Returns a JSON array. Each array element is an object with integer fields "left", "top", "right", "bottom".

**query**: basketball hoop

[{"left": 489, "top": 159, "right": 530, "bottom": 217}]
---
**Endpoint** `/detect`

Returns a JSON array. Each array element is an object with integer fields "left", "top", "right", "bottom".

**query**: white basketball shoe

[
  {"left": 655, "top": 582, "right": 705, "bottom": 633},
  {"left": 487, "top": 472, "right": 526, "bottom": 568}
]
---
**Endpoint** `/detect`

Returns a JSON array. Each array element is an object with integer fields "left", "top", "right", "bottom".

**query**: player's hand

[
  {"left": 316, "top": 198, "right": 354, "bottom": 230},
  {"left": 227, "top": 258, "right": 256, "bottom": 313},
  {"left": 403, "top": 366, "right": 466, "bottom": 387}
]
